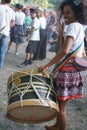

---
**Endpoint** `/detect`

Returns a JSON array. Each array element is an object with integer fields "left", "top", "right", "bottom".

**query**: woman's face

[{"left": 63, "top": 5, "right": 76, "bottom": 25}]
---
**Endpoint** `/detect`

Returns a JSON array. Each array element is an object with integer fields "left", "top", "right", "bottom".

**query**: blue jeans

[{"left": 0, "top": 34, "right": 9, "bottom": 68}]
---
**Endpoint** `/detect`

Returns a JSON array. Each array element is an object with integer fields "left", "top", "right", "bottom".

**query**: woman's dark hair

[{"left": 59, "top": 0, "right": 87, "bottom": 25}]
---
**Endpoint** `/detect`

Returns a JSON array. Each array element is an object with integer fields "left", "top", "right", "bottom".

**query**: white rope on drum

[{"left": 7, "top": 68, "right": 57, "bottom": 108}]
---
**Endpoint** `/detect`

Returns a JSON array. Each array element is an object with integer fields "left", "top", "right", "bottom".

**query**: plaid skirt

[{"left": 54, "top": 64, "right": 84, "bottom": 101}]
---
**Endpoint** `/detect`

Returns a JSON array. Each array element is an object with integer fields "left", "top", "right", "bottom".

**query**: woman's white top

[{"left": 65, "top": 22, "right": 85, "bottom": 57}]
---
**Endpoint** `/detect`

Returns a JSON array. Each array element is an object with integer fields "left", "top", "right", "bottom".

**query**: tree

[
  {"left": 22, "top": 0, "right": 64, "bottom": 9},
  {"left": 48, "top": 0, "right": 64, "bottom": 9},
  {"left": 10, "top": 0, "right": 18, "bottom": 4},
  {"left": 35, "top": 0, "right": 48, "bottom": 8}
]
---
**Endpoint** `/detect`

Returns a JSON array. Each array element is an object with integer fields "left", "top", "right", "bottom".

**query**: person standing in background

[
  {"left": 33, "top": 8, "right": 47, "bottom": 61},
  {"left": 7, "top": 3, "right": 25, "bottom": 55},
  {"left": 0, "top": 0, "right": 15, "bottom": 68},
  {"left": 46, "top": 10, "right": 57, "bottom": 44},
  {"left": 38, "top": 8, "right": 47, "bottom": 60},
  {"left": 48, "top": 25, "right": 58, "bottom": 52},
  {"left": 22, "top": 7, "right": 32, "bottom": 41},
  {"left": 19, "top": 8, "right": 40, "bottom": 67}
]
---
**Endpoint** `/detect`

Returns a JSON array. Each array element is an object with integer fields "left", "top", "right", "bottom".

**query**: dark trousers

[{"left": 33, "top": 29, "right": 47, "bottom": 60}]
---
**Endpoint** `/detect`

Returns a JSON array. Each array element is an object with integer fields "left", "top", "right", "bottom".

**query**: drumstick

[{"left": 37, "top": 64, "right": 50, "bottom": 78}]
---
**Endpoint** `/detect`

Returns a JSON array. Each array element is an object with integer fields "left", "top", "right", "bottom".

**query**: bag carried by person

[
  {"left": 52, "top": 41, "right": 87, "bottom": 74},
  {"left": 72, "top": 57, "right": 87, "bottom": 71}
]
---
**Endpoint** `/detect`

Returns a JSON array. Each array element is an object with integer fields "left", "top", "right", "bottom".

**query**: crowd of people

[
  {"left": 0, "top": 0, "right": 87, "bottom": 130},
  {"left": 0, "top": 0, "right": 87, "bottom": 69},
  {"left": 0, "top": 0, "right": 58, "bottom": 68}
]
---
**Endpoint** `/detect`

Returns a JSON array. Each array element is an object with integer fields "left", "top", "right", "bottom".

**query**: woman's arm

[{"left": 38, "top": 36, "right": 74, "bottom": 72}]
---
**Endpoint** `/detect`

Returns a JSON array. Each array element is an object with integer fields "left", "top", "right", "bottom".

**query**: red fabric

[
  {"left": 58, "top": 95, "right": 83, "bottom": 101},
  {"left": 60, "top": 66, "right": 77, "bottom": 71}
]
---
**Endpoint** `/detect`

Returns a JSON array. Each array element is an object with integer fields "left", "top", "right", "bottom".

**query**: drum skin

[{"left": 6, "top": 69, "right": 59, "bottom": 123}]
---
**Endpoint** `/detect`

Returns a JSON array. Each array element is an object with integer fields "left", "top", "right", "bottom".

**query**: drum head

[{"left": 6, "top": 100, "right": 58, "bottom": 123}]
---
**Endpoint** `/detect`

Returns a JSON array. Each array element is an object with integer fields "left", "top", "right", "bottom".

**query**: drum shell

[{"left": 6, "top": 70, "right": 59, "bottom": 123}]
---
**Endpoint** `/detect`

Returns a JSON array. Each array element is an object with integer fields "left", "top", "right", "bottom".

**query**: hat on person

[
  {"left": 15, "top": 3, "right": 23, "bottom": 10},
  {"left": 30, "top": 8, "right": 37, "bottom": 14}
]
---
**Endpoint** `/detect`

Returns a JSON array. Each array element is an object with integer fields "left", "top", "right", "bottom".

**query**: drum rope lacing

[{"left": 8, "top": 69, "right": 57, "bottom": 108}]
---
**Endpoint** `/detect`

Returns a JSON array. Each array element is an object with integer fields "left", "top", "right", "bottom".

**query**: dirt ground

[{"left": 0, "top": 42, "right": 87, "bottom": 130}]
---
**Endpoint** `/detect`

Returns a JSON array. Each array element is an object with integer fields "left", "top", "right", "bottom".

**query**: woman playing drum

[{"left": 38, "top": 0, "right": 87, "bottom": 130}]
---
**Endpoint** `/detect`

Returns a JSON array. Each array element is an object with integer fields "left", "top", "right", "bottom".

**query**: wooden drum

[{"left": 6, "top": 69, "right": 59, "bottom": 123}]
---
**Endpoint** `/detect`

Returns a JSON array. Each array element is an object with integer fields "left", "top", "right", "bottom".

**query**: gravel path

[{"left": 0, "top": 42, "right": 87, "bottom": 130}]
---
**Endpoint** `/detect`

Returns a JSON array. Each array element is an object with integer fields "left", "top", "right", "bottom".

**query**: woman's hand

[
  {"left": 38, "top": 66, "right": 44, "bottom": 73},
  {"left": 38, "top": 65, "right": 48, "bottom": 73}
]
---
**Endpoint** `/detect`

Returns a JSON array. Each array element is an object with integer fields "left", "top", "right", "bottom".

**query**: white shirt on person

[
  {"left": 15, "top": 11, "right": 25, "bottom": 25},
  {"left": 39, "top": 16, "right": 46, "bottom": 29},
  {"left": 65, "top": 22, "right": 85, "bottom": 57},
  {"left": 30, "top": 17, "right": 40, "bottom": 41},
  {"left": 0, "top": 4, "right": 15, "bottom": 36}
]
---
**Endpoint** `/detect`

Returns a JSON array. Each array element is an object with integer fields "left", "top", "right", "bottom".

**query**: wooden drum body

[{"left": 6, "top": 69, "right": 59, "bottom": 123}]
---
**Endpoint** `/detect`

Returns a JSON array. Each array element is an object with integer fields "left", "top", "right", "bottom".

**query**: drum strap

[{"left": 52, "top": 41, "right": 83, "bottom": 74}]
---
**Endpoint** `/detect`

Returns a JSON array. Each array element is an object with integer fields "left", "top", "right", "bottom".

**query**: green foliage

[
  {"left": 35, "top": 0, "right": 48, "bottom": 8},
  {"left": 48, "top": 3, "right": 54, "bottom": 9},
  {"left": 11, "top": 0, "right": 18, "bottom": 4},
  {"left": 48, "top": 0, "right": 64, "bottom": 9},
  {"left": 22, "top": 0, "right": 48, "bottom": 8},
  {"left": 19, "top": 0, "right": 64, "bottom": 9},
  {"left": 24, "top": 0, "right": 28, "bottom": 2}
]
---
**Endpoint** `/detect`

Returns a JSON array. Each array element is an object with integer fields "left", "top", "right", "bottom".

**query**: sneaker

[
  {"left": 15, "top": 51, "right": 19, "bottom": 55},
  {"left": 29, "top": 59, "right": 33, "bottom": 64},
  {"left": 19, "top": 60, "right": 29, "bottom": 67}
]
